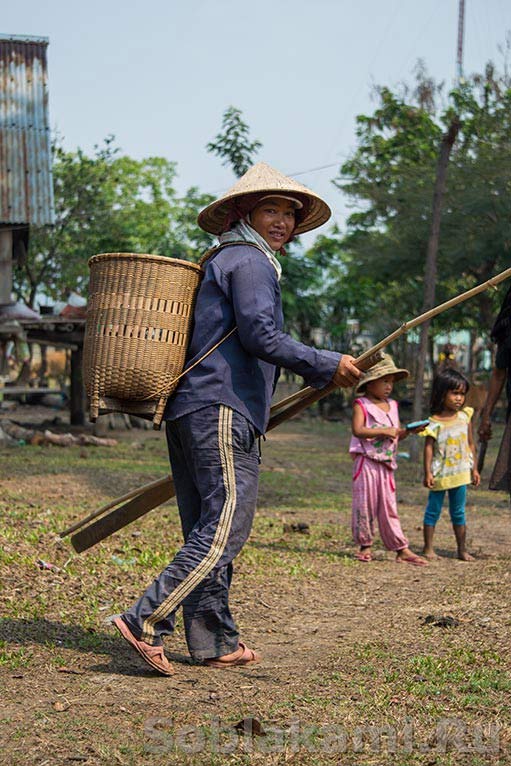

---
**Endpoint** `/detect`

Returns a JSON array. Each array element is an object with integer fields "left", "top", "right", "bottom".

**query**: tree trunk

[{"left": 410, "top": 117, "right": 461, "bottom": 461}]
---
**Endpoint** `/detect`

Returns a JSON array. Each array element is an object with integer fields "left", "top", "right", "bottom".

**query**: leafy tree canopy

[
  {"left": 14, "top": 137, "right": 214, "bottom": 306},
  {"left": 206, "top": 106, "right": 262, "bottom": 178},
  {"left": 324, "top": 60, "right": 511, "bottom": 343}
]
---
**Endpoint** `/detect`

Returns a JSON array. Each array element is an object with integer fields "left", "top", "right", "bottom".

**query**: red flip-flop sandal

[{"left": 112, "top": 616, "right": 174, "bottom": 675}]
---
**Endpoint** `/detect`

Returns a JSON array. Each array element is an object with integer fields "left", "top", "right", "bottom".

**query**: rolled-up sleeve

[{"left": 229, "top": 250, "right": 341, "bottom": 389}]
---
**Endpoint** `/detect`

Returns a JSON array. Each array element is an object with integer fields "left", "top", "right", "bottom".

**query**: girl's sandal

[
  {"left": 355, "top": 550, "right": 372, "bottom": 562},
  {"left": 204, "top": 641, "right": 261, "bottom": 668}
]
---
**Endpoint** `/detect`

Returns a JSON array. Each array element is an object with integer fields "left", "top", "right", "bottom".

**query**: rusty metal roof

[{"left": 0, "top": 34, "right": 55, "bottom": 226}]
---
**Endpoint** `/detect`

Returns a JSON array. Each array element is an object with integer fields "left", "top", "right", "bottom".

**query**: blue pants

[
  {"left": 122, "top": 404, "right": 260, "bottom": 660},
  {"left": 423, "top": 484, "right": 467, "bottom": 527}
]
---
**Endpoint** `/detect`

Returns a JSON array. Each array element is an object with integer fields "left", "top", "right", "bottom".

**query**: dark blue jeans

[{"left": 122, "top": 404, "right": 260, "bottom": 661}]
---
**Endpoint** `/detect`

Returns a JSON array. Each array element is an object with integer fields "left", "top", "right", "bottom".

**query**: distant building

[{"left": 0, "top": 34, "right": 54, "bottom": 306}]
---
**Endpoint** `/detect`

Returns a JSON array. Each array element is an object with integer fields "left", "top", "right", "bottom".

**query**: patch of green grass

[
  {"left": 462, "top": 668, "right": 510, "bottom": 693},
  {"left": 70, "top": 631, "right": 109, "bottom": 652},
  {"left": 1, "top": 595, "right": 49, "bottom": 621},
  {"left": 136, "top": 548, "right": 179, "bottom": 570},
  {"left": 0, "top": 639, "right": 32, "bottom": 669},
  {"left": 400, "top": 651, "right": 510, "bottom": 707},
  {"left": 0, "top": 549, "right": 19, "bottom": 565},
  {"left": 352, "top": 641, "right": 392, "bottom": 661}
]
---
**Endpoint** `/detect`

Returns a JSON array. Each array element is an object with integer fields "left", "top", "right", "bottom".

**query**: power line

[
  {"left": 323, "top": 0, "right": 407, "bottom": 164},
  {"left": 288, "top": 161, "right": 344, "bottom": 178},
  {"left": 395, "top": 0, "right": 446, "bottom": 81},
  {"left": 207, "top": 159, "right": 349, "bottom": 196}
]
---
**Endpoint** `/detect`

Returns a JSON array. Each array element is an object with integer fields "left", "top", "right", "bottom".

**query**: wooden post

[
  {"left": 0, "top": 229, "right": 13, "bottom": 305},
  {"left": 39, "top": 344, "right": 48, "bottom": 384},
  {"left": 70, "top": 345, "right": 86, "bottom": 425}
]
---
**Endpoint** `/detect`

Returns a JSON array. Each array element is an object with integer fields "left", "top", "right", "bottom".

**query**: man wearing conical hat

[{"left": 113, "top": 163, "right": 361, "bottom": 675}]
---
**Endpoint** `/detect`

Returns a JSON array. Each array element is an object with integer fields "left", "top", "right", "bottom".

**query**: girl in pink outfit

[{"left": 349, "top": 354, "right": 428, "bottom": 566}]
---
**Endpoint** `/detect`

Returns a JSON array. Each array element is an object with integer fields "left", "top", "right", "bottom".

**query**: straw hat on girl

[
  {"left": 355, "top": 353, "right": 409, "bottom": 394},
  {"left": 198, "top": 161, "right": 332, "bottom": 236}
]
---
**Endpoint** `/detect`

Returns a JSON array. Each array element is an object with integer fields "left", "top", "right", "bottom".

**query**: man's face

[{"left": 250, "top": 197, "right": 296, "bottom": 250}]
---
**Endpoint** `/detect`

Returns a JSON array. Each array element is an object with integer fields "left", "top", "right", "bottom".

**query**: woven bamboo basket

[{"left": 83, "top": 253, "right": 202, "bottom": 428}]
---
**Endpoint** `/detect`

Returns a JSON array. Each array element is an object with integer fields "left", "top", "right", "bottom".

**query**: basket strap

[
  {"left": 168, "top": 326, "right": 238, "bottom": 388},
  {"left": 137, "top": 326, "right": 238, "bottom": 402},
  {"left": 182, "top": 241, "right": 268, "bottom": 381}
]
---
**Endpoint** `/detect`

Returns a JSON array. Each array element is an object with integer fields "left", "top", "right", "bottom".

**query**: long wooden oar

[
  {"left": 67, "top": 350, "right": 383, "bottom": 552},
  {"left": 66, "top": 265, "right": 511, "bottom": 552},
  {"left": 59, "top": 475, "right": 173, "bottom": 539},
  {"left": 71, "top": 478, "right": 176, "bottom": 553},
  {"left": 262, "top": 263, "right": 510, "bottom": 419}
]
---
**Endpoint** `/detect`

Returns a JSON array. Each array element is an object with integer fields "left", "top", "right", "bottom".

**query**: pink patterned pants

[{"left": 351, "top": 455, "right": 408, "bottom": 551}]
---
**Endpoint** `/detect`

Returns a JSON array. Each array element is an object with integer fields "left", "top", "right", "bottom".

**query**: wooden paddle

[
  {"left": 59, "top": 475, "right": 173, "bottom": 539},
  {"left": 71, "top": 478, "right": 175, "bottom": 553},
  {"left": 67, "top": 350, "right": 384, "bottom": 552}
]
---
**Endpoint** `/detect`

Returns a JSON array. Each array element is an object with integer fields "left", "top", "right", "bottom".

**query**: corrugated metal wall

[{"left": 0, "top": 34, "right": 55, "bottom": 226}]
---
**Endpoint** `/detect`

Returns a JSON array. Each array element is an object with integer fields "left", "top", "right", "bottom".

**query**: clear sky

[{"left": 2, "top": 0, "right": 510, "bottom": 242}]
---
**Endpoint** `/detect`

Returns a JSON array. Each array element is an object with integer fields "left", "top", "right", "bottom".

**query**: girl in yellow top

[{"left": 423, "top": 368, "right": 480, "bottom": 561}]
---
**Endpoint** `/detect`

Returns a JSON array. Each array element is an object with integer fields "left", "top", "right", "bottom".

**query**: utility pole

[
  {"left": 457, "top": 0, "right": 466, "bottom": 84},
  {"left": 410, "top": 0, "right": 465, "bottom": 459}
]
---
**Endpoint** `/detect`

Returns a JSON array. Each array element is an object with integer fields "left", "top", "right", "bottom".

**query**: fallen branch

[{"left": 1, "top": 420, "right": 117, "bottom": 447}]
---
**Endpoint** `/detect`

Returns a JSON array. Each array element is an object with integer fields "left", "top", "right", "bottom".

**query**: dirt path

[{"left": 0, "top": 413, "right": 509, "bottom": 764}]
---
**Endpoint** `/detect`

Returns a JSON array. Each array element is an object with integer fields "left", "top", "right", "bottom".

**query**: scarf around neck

[{"left": 218, "top": 220, "right": 282, "bottom": 281}]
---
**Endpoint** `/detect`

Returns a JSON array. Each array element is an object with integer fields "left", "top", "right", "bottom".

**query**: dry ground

[{"left": 0, "top": 403, "right": 510, "bottom": 765}]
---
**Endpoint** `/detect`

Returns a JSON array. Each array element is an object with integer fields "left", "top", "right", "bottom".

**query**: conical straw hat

[{"left": 198, "top": 161, "right": 332, "bottom": 236}]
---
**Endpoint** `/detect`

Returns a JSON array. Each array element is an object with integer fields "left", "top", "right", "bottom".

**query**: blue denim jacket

[{"left": 164, "top": 244, "right": 341, "bottom": 434}]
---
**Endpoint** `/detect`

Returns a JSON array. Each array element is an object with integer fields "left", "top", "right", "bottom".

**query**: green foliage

[
  {"left": 326, "top": 62, "right": 511, "bottom": 346},
  {"left": 167, "top": 185, "right": 215, "bottom": 261},
  {"left": 14, "top": 137, "right": 214, "bottom": 305},
  {"left": 279, "top": 244, "right": 328, "bottom": 345},
  {"left": 206, "top": 105, "right": 262, "bottom": 178}
]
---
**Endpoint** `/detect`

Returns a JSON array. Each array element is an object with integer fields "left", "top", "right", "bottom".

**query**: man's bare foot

[
  {"left": 423, "top": 548, "right": 441, "bottom": 560},
  {"left": 458, "top": 550, "right": 475, "bottom": 561}
]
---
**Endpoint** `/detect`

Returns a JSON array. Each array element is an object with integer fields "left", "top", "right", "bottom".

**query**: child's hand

[
  {"left": 472, "top": 469, "right": 481, "bottom": 487},
  {"left": 385, "top": 427, "right": 400, "bottom": 440},
  {"left": 423, "top": 472, "right": 435, "bottom": 489}
]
